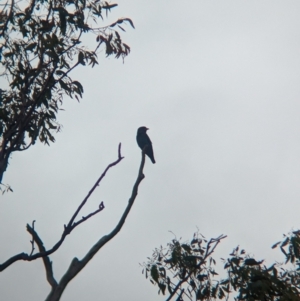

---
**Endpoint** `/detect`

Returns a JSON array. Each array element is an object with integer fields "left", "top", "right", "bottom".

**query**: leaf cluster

[
  {"left": 0, "top": 0, "right": 133, "bottom": 182},
  {"left": 142, "top": 233, "right": 226, "bottom": 300},
  {"left": 142, "top": 231, "right": 300, "bottom": 301}
]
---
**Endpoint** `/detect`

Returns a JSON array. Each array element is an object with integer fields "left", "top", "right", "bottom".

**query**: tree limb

[
  {"left": 27, "top": 222, "right": 58, "bottom": 288},
  {"left": 44, "top": 147, "right": 147, "bottom": 301},
  {"left": 166, "top": 274, "right": 191, "bottom": 301},
  {"left": 0, "top": 144, "right": 124, "bottom": 271}
]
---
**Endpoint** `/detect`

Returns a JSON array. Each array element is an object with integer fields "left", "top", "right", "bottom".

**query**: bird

[{"left": 136, "top": 126, "right": 156, "bottom": 164}]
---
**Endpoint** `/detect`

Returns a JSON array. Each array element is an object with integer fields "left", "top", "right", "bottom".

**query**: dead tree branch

[
  {"left": 0, "top": 143, "right": 124, "bottom": 272},
  {"left": 44, "top": 147, "right": 147, "bottom": 301},
  {"left": 27, "top": 221, "right": 58, "bottom": 288}
]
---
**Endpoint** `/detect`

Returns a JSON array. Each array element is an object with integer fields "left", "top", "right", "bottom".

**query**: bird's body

[{"left": 136, "top": 126, "right": 156, "bottom": 164}]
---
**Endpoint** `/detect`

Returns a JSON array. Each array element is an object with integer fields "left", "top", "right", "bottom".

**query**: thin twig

[
  {"left": 71, "top": 201, "right": 105, "bottom": 229},
  {"left": 67, "top": 143, "right": 123, "bottom": 229},
  {"left": 27, "top": 224, "right": 58, "bottom": 288},
  {"left": 29, "top": 220, "right": 36, "bottom": 256}
]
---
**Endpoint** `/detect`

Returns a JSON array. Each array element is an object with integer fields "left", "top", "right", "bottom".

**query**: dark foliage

[
  {"left": 0, "top": 0, "right": 134, "bottom": 184},
  {"left": 142, "top": 231, "right": 300, "bottom": 301}
]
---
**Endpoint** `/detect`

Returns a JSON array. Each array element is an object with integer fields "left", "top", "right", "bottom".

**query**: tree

[
  {"left": 142, "top": 231, "right": 300, "bottom": 300},
  {"left": 0, "top": 0, "right": 134, "bottom": 185}
]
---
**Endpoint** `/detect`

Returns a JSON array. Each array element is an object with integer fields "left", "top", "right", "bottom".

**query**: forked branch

[
  {"left": 0, "top": 143, "right": 124, "bottom": 272},
  {"left": 45, "top": 147, "right": 147, "bottom": 301}
]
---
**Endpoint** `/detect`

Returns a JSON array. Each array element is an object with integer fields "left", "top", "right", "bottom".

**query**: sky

[{"left": 1, "top": 0, "right": 300, "bottom": 300}]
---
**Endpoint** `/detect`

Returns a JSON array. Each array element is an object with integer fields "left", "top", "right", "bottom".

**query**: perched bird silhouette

[{"left": 136, "top": 126, "right": 156, "bottom": 164}]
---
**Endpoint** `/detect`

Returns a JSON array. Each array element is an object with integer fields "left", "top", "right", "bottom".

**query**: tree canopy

[
  {"left": 0, "top": 0, "right": 134, "bottom": 184},
  {"left": 142, "top": 230, "right": 300, "bottom": 301}
]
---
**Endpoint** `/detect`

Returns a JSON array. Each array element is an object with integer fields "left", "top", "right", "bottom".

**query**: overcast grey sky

[{"left": 1, "top": 0, "right": 300, "bottom": 300}]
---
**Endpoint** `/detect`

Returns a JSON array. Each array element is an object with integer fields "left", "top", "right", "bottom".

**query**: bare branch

[
  {"left": 0, "top": 183, "right": 13, "bottom": 194},
  {"left": 29, "top": 220, "right": 36, "bottom": 256},
  {"left": 27, "top": 223, "right": 58, "bottom": 288},
  {"left": 0, "top": 144, "right": 123, "bottom": 271},
  {"left": 201, "top": 234, "right": 227, "bottom": 262},
  {"left": 71, "top": 201, "right": 105, "bottom": 229},
  {"left": 67, "top": 143, "right": 123, "bottom": 228},
  {"left": 44, "top": 147, "right": 147, "bottom": 301}
]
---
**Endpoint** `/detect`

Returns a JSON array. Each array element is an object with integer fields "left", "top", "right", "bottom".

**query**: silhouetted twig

[{"left": 29, "top": 220, "right": 36, "bottom": 256}]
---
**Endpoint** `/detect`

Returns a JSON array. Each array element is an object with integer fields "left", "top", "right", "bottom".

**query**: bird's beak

[{"left": 146, "top": 128, "right": 149, "bottom": 130}]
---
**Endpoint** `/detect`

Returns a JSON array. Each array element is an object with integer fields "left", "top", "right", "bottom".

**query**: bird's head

[{"left": 137, "top": 126, "right": 149, "bottom": 134}]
